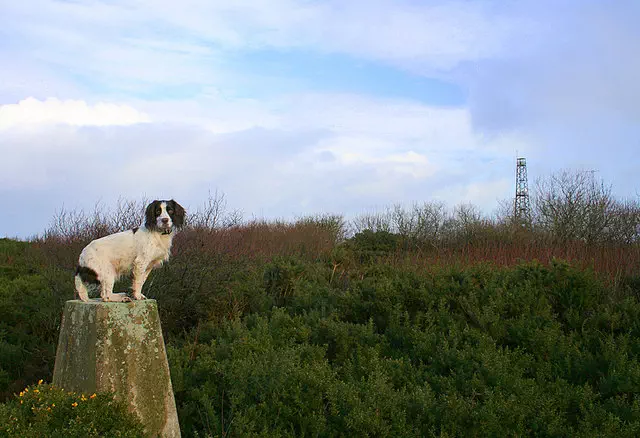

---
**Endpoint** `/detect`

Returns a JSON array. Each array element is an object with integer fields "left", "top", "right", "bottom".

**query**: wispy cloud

[
  {"left": 0, "top": 0, "right": 523, "bottom": 95},
  {"left": 0, "top": 98, "right": 150, "bottom": 129}
]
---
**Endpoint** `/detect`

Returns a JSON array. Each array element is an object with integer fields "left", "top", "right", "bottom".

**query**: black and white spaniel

[{"left": 75, "top": 199, "right": 186, "bottom": 302}]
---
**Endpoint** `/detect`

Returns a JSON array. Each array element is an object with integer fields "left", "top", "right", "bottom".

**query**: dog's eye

[
  {"left": 156, "top": 209, "right": 162, "bottom": 215},
  {"left": 167, "top": 208, "right": 174, "bottom": 214}
]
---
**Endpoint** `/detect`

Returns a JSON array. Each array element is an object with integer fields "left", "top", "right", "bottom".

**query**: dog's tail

[
  {"left": 75, "top": 266, "right": 100, "bottom": 302},
  {"left": 74, "top": 275, "right": 90, "bottom": 302}
]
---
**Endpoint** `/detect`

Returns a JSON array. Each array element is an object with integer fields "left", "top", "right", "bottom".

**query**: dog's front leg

[{"left": 131, "top": 262, "right": 154, "bottom": 300}]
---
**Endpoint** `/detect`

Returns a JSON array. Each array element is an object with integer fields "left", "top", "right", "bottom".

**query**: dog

[{"left": 74, "top": 199, "right": 185, "bottom": 302}]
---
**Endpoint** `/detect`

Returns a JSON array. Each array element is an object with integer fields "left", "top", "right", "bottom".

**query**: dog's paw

[
  {"left": 103, "top": 293, "right": 133, "bottom": 303},
  {"left": 132, "top": 293, "right": 147, "bottom": 301}
]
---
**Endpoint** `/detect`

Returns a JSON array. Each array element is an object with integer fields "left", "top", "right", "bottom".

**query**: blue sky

[{"left": 1, "top": 0, "right": 639, "bottom": 238}]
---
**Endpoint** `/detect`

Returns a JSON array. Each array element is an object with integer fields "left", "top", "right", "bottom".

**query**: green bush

[
  {"left": 0, "top": 264, "right": 68, "bottom": 400},
  {"left": 348, "top": 230, "right": 404, "bottom": 262},
  {"left": 263, "top": 257, "right": 307, "bottom": 304},
  {"left": 168, "top": 259, "right": 640, "bottom": 436},
  {"left": 0, "top": 382, "right": 145, "bottom": 437}
]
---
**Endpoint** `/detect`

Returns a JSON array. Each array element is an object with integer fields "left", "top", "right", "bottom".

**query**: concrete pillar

[{"left": 53, "top": 299, "right": 180, "bottom": 437}]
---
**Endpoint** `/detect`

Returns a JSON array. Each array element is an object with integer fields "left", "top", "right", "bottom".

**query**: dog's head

[{"left": 145, "top": 199, "right": 186, "bottom": 233}]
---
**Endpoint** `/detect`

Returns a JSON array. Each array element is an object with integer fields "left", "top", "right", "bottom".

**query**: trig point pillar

[{"left": 53, "top": 299, "right": 180, "bottom": 437}]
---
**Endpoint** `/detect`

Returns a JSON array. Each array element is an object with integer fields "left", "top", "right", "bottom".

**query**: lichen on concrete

[{"left": 53, "top": 299, "right": 180, "bottom": 437}]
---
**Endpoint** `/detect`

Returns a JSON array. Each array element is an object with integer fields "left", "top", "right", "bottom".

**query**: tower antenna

[{"left": 514, "top": 157, "right": 532, "bottom": 226}]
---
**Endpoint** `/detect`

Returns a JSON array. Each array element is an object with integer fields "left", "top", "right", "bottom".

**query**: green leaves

[
  {"left": 171, "top": 261, "right": 640, "bottom": 436},
  {"left": 0, "top": 382, "right": 145, "bottom": 438}
]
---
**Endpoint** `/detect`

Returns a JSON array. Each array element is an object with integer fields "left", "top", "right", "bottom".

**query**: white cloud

[
  {"left": 0, "top": 93, "right": 522, "bottom": 238},
  {"left": 432, "top": 178, "right": 512, "bottom": 212},
  {"left": 0, "top": 97, "right": 150, "bottom": 129},
  {"left": 133, "top": 96, "right": 282, "bottom": 134},
  {"left": 311, "top": 136, "right": 436, "bottom": 180}
]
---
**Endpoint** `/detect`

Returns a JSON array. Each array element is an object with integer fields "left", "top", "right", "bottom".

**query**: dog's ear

[
  {"left": 145, "top": 200, "right": 161, "bottom": 230},
  {"left": 168, "top": 200, "right": 186, "bottom": 228}
]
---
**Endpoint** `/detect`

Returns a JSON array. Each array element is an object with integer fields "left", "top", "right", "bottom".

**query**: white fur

[{"left": 75, "top": 201, "right": 178, "bottom": 302}]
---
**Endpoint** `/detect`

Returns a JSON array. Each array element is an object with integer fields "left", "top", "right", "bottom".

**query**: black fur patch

[
  {"left": 76, "top": 266, "right": 100, "bottom": 285},
  {"left": 145, "top": 200, "right": 162, "bottom": 230},
  {"left": 132, "top": 227, "right": 139, "bottom": 234}
]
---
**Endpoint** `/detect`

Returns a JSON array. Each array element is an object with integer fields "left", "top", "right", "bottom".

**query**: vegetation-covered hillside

[{"left": 1, "top": 171, "right": 640, "bottom": 436}]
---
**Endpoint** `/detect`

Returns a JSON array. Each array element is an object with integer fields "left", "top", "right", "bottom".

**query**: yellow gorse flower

[
  {"left": 90, "top": 393, "right": 97, "bottom": 399},
  {"left": 38, "top": 379, "right": 43, "bottom": 384},
  {"left": 71, "top": 402, "right": 78, "bottom": 407}
]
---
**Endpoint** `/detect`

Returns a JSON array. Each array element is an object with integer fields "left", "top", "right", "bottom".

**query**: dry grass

[
  {"left": 399, "top": 239, "right": 640, "bottom": 284},
  {"left": 175, "top": 219, "right": 339, "bottom": 261},
  {"left": 30, "top": 192, "right": 640, "bottom": 288}
]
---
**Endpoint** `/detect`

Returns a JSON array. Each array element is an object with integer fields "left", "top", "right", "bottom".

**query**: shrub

[
  {"left": 0, "top": 266, "right": 67, "bottom": 400},
  {"left": 0, "top": 381, "right": 146, "bottom": 437},
  {"left": 169, "top": 260, "right": 640, "bottom": 436},
  {"left": 347, "top": 229, "right": 404, "bottom": 263}
]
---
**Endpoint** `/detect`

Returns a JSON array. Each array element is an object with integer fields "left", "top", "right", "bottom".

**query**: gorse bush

[
  {"left": 0, "top": 381, "right": 145, "bottom": 437},
  {"left": 167, "top": 259, "right": 640, "bottom": 437},
  {"left": 0, "top": 239, "right": 68, "bottom": 401},
  {"left": 349, "top": 229, "right": 404, "bottom": 254}
]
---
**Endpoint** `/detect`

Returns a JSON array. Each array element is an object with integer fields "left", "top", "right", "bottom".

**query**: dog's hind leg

[{"left": 100, "top": 275, "right": 116, "bottom": 302}]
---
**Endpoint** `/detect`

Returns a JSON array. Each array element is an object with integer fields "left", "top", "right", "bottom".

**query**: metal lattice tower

[{"left": 514, "top": 157, "right": 532, "bottom": 226}]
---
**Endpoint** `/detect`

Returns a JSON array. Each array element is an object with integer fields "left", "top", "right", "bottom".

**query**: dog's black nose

[{"left": 161, "top": 218, "right": 169, "bottom": 224}]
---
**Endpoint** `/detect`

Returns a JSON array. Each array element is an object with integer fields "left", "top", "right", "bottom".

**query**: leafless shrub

[
  {"left": 351, "top": 202, "right": 450, "bottom": 240},
  {"left": 391, "top": 202, "right": 444, "bottom": 241},
  {"left": 438, "top": 203, "right": 487, "bottom": 243},
  {"left": 295, "top": 213, "right": 348, "bottom": 243},
  {"left": 351, "top": 208, "right": 394, "bottom": 235},
  {"left": 188, "top": 190, "right": 243, "bottom": 230},
  {"left": 414, "top": 201, "right": 449, "bottom": 241},
  {"left": 44, "top": 202, "right": 110, "bottom": 242},
  {"left": 605, "top": 198, "right": 640, "bottom": 244},
  {"left": 533, "top": 170, "right": 617, "bottom": 244},
  {"left": 109, "top": 197, "right": 148, "bottom": 231}
]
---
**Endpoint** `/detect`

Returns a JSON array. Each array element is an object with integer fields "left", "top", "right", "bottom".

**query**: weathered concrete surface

[{"left": 53, "top": 299, "right": 180, "bottom": 437}]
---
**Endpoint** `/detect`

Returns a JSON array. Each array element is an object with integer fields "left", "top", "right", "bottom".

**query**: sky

[{"left": 1, "top": 0, "right": 639, "bottom": 238}]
